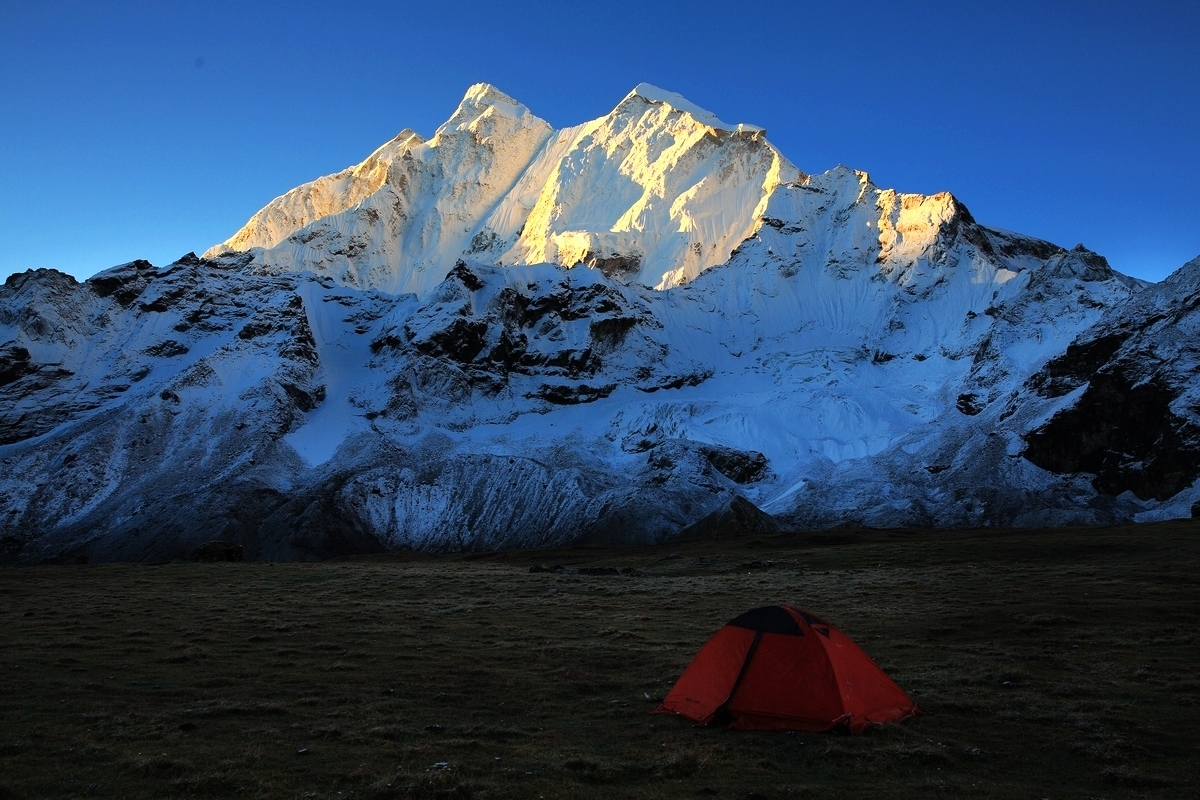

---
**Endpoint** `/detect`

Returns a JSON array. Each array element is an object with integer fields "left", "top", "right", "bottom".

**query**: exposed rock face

[
  {"left": 1024, "top": 369, "right": 1200, "bottom": 500},
  {"left": 1022, "top": 255, "right": 1200, "bottom": 505},
  {"left": 3, "top": 85, "right": 1199, "bottom": 563},
  {"left": 699, "top": 446, "right": 769, "bottom": 484}
]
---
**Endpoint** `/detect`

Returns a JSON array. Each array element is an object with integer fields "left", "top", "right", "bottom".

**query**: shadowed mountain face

[
  {"left": 2, "top": 85, "right": 1198, "bottom": 563},
  {"left": 1022, "top": 255, "right": 1200, "bottom": 501}
]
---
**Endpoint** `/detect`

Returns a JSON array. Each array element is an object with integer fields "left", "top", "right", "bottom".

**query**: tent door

[{"left": 712, "top": 630, "right": 763, "bottom": 723}]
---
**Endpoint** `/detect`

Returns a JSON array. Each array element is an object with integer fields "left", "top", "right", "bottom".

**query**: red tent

[{"left": 655, "top": 605, "right": 921, "bottom": 733}]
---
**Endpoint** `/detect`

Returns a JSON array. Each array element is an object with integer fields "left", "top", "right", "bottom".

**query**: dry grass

[{"left": 1, "top": 520, "right": 1198, "bottom": 798}]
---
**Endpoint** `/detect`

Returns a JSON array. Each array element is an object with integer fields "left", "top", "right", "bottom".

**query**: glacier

[{"left": 2, "top": 83, "right": 1198, "bottom": 563}]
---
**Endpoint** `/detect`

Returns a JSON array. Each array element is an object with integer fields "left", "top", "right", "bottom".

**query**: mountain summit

[
  {"left": 205, "top": 83, "right": 798, "bottom": 295},
  {"left": 3, "top": 84, "right": 1199, "bottom": 563}
]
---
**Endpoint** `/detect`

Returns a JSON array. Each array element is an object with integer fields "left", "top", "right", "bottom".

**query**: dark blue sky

[{"left": 2, "top": 0, "right": 1197, "bottom": 282}]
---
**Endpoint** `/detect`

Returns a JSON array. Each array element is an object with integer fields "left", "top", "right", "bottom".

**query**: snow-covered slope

[
  {"left": 206, "top": 84, "right": 555, "bottom": 296},
  {"left": 3, "top": 84, "right": 1198, "bottom": 564}
]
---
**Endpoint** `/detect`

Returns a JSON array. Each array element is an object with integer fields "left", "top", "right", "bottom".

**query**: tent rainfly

[{"left": 655, "top": 605, "right": 921, "bottom": 733}]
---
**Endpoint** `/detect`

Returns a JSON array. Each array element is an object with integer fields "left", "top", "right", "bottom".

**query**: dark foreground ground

[{"left": 1, "top": 521, "right": 1198, "bottom": 799}]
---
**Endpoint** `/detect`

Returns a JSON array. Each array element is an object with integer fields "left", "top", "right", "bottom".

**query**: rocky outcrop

[
  {"left": 677, "top": 496, "right": 783, "bottom": 540},
  {"left": 1024, "top": 368, "right": 1200, "bottom": 500},
  {"left": 1022, "top": 255, "right": 1200, "bottom": 503}
]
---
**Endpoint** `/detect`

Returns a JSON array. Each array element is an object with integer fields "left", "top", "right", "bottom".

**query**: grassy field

[{"left": 1, "top": 520, "right": 1197, "bottom": 799}]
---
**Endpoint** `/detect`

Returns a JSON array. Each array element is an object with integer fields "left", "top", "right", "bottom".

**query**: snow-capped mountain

[
  {"left": 204, "top": 83, "right": 798, "bottom": 295},
  {"left": 2, "top": 84, "right": 1197, "bottom": 563}
]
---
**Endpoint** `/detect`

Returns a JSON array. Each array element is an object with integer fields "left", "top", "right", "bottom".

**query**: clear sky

[{"left": 1, "top": 0, "right": 1197, "bottom": 283}]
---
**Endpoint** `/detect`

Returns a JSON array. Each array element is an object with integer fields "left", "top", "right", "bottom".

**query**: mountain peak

[
  {"left": 623, "top": 83, "right": 765, "bottom": 135},
  {"left": 388, "top": 127, "right": 424, "bottom": 146},
  {"left": 437, "top": 83, "right": 531, "bottom": 130},
  {"left": 460, "top": 82, "right": 521, "bottom": 109}
]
